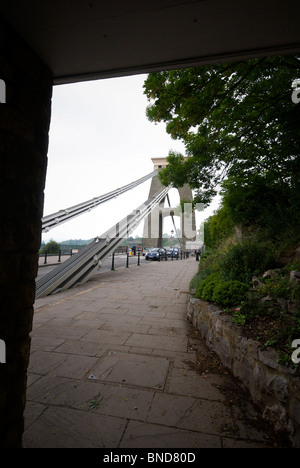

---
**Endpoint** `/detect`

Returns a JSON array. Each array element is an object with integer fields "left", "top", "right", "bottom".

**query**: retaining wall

[{"left": 187, "top": 294, "right": 300, "bottom": 447}]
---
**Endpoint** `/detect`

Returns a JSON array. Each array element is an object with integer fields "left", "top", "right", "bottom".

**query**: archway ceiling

[{"left": 2, "top": 0, "right": 300, "bottom": 84}]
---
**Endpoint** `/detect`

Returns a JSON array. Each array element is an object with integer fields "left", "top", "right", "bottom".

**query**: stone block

[
  {"left": 267, "top": 375, "right": 289, "bottom": 403},
  {"left": 186, "top": 294, "right": 300, "bottom": 446}
]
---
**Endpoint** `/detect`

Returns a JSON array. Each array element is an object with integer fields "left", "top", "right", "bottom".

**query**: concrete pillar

[
  {"left": 142, "top": 158, "right": 196, "bottom": 250},
  {"left": 178, "top": 185, "right": 196, "bottom": 251},
  {"left": 0, "top": 16, "right": 53, "bottom": 447}
]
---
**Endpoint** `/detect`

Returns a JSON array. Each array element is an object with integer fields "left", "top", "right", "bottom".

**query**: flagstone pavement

[{"left": 23, "top": 257, "right": 280, "bottom": 448}]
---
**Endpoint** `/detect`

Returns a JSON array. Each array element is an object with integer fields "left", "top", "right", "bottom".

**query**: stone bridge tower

[{"left": 142, "top": 158, "right": 196, "bottom": 251}]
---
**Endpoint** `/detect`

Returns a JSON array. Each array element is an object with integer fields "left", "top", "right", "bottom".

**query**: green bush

[
  {"left": 190, "top": 249, "right": 221, "bottom": 292},
  {"left": 219, "top": 240, "right": 275, "bottom": 284},
  {"left": 212, "top": 280, "right": 250, "bottom": 307},
  {"left": 195, "top": 273, "right": 221, "bottom": 301}
]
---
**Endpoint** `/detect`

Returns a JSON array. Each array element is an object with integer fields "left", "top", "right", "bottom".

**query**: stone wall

[
  {"left": 187, "top": 295, "right": 300, "bottom": 447},
  {"left": 0, "top": 16, "right": 52, "bottom": 447}
]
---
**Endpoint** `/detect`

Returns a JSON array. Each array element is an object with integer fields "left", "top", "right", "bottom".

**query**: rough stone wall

[
  {"left": 0, "top": 16, "right": 52, "bottom": 447},
  {"left": 187, "top": 295, "right": 300, "bottom": 447}
]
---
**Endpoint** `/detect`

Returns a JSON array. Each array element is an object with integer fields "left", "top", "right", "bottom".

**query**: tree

[
  {"left": 144, "top": 56, "right": 300, "bottom": 207},
  {"left": 204, "top": 205, "right": 235, "bottom": 249},
  {"left": 40, "top": 239, "right": 60, "bottom": 254}
]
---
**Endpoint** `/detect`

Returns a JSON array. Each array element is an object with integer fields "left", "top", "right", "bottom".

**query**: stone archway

[{"left": 142, "top": 158, "right": 196, "bottom": 251}]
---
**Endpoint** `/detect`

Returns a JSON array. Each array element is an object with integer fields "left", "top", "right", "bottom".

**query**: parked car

[
  {"left": 142, "top": 248, "right": 150, "bottom": 256},
  {"left": 145, "top": 248, "right": 167, "bottom": 261},
  {"left": 167, "top": 247, "right": 180, "bottom": 258}
]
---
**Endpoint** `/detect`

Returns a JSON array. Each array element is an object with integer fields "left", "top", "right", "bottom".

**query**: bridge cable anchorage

[
  {"left": 36, "top": 186, "right": 170, "bottom": 298},
  {"left": 41, "top": 170, "right": 158, "bottom": 232}
]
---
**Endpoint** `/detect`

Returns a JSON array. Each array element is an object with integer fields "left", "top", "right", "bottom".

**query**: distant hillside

[{"left": 60, "top": 239, "right": 93, "bottom": 246}]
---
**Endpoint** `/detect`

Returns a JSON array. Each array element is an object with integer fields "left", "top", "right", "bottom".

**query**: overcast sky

[{"left": 42, "top": 73, "right": 220, "bottom": 244}]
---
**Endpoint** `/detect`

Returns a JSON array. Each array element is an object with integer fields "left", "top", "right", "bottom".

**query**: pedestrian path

[{"left": 23, "top": 258, "right": 278, "bottom": 448}]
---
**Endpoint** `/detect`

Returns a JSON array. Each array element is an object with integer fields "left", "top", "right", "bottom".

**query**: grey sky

[{"left": 42, "top": 74, "right": 219, "bottom": 244}]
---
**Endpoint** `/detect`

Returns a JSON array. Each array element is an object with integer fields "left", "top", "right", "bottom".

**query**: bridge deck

[{"left": 25, "top": 258, "right": 276, "bottom": 448}]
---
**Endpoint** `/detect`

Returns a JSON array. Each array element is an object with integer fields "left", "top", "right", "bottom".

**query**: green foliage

[
  {"left": 221, "top": 174, "right": 300, "bottom": 239},
  {"left": 190, "top": 248, "right": 222, "bottom": 292},
  {"left": 40, "top": 239, "right": 60, "bottom": 254},
  {"left": 195, "top": 270, "right": 249, "bottom": 307},
  {"left": 212, "top": 281, "right": 249, "bottom": 307},
  {"left": 219, "top": 240, "right": 276, "bottom": 284},
  {"left": 231, "top": 310, "right": 247, "bottom": 326},
  {"left": 203, "top": 205, "right": 234, "bottom": 249},
  {"left": 256, "top": 268, "right": 300, "bottom": 306},
  {"left": 195, "top": 272, "right": 221, "bottom": 301},
  {"left": 144, "top": 56, "right": 300, "bottom": 208}
]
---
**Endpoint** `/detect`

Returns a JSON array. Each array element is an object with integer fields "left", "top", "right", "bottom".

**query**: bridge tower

[{"left": 142, "top": 158, "right": 196, "bottom": 251}]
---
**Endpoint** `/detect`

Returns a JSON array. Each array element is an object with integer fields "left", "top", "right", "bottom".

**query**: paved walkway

[{"left": 24, "top": 258, "right": 278, "bottom": 448}]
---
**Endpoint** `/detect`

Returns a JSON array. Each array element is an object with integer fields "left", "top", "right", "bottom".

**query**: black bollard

[{"left": 111, "top": 252, "right": 115, "bottom": 270}]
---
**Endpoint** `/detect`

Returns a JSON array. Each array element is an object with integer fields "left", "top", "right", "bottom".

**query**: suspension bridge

[{"left": 36, "top": 159, "right": 195, "bottom": 299}]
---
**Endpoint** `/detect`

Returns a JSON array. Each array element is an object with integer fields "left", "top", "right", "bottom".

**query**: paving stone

[
  {"left": 125, "top": 332, "right": 187, "bottom": 352},
  {"left": 54, "top": 339, "right": 106, "bottom": 357},
  {"left": 52, "top": 354, "right": 99, "bottom": 379},
  {"left": 27, "top": 374, "right": 98, "bottom": 409},
  {"left": 28, "top": 350, "right": 68, "bottom": 375},
  {"left": 81, "top": 329, "right": 131, "bottom": 345},
  {"left": 146, "top": 393, "right": 234, "bottom": 436},
  {"left": 120, "top": 420, "right": 222, "bottom": 448},
  {"left": 30, "top": 335, "right": 65, "bottom": 352},
  {"left": 168, "top": 366, "right": 226, "bottom": 401},
  {"left": 90, "top": 351, "right": 170, "bottom": 389},
  {"left": 23, "top": 406, "right": 126, "bottom": 448},
  {"left": 24, "top": 259, "right": 276, "bottom": 448}
]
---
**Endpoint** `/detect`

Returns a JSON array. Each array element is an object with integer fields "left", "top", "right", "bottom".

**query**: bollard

[
  {"left": 111, "top": 252, "right": 115, "bottom": 270},
  {"left": 137, "top": 251, "right": 140, "bottom": 266},
  {"left": 58, "top": 249, "right": 62, "bottom": 262},
  {"left": 44, "top": 249, "right": 48, "bottom": 264},
  {"left": 126, "top": 252, "right": 129, "bottom": 268}
]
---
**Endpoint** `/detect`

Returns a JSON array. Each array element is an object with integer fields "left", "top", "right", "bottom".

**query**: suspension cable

[{"left": 42, "top": 170, "right": 158, "bottom": 232}]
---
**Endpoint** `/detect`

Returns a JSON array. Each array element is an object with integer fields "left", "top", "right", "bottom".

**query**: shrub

[
  {"left": 195, "top": 273, "right": 221, "bottom": 301},
  {"left": 219, "top": 240, "right": 275, "bottom": 284},
  {"left": 190, "top": 249, "right": 221, "bottom": 292},
  {"left": 212, "top": 280, "right": 250, "bottom": 307}
]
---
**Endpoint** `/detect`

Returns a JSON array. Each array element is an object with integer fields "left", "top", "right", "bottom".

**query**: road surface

[{"left": 36, "top": 253, "right": 171, "bottom": 280}]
